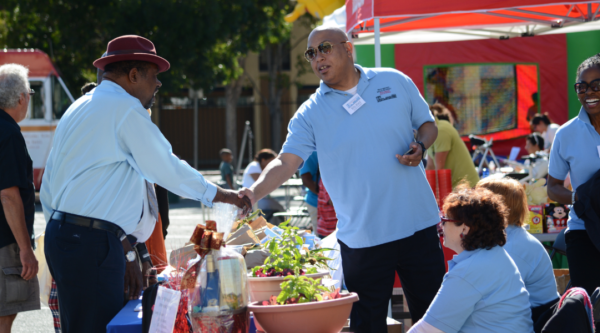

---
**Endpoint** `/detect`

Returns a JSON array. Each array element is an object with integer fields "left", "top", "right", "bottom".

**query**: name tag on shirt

[
  {"left": 597, "top": 145, "right": 600, "bottom": 158},
  {"left": 342, "top": 94, "right": 366, "bottom": 115}
]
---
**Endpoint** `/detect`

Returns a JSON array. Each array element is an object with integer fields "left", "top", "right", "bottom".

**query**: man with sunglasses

[
  {"left": 0, "top": 64, "right": 41, "bottom": 332},
  {"left": 239, "top": 26, "right": 444, "bottom": 332}
]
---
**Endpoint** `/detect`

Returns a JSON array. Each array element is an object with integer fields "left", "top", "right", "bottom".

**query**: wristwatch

[
  {"left": 572, "top": 191, "right": 577, "bottom": 205},
  {"left": 125, "top": 250, "right": 137, "bottom": 263},
  {"left": 416, "top": 141, "right": 426, "bottom": 159}
]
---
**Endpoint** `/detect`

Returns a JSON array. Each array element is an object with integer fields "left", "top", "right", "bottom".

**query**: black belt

[{"left": 51, "top": 211, "right": 126, "bottom": 241}]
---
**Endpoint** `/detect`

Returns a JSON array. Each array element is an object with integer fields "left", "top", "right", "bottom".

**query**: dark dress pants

[
  {"left": 45, "top": 219, "right": 126, "bottom": 333},
  {"left": 340, "top": 225, "right": 446, "bottom": 333},
  {"left": 565, "top": 230, "right": 600, "bottom": 296}
]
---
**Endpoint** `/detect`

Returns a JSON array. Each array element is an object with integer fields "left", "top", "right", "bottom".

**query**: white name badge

[
  {"left": 342, "top": 94, "right": 366, "bottom": 115},
  {"left": 597, "top": 145, "right": 600, "bottom": 158}
]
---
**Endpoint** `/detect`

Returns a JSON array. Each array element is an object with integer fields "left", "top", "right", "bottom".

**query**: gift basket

[{"left": 188, "top": 203, "right": 250, "bottom": 333}]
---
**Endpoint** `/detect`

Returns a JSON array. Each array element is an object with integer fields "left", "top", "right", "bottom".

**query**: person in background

[
  {"left": 525, "top": 133, "right": 545, "bottom": 155},
  {"left": 530, "top": 113, "right": 559, "bottom": 150},
  {"left": 80, "top": 82, "right": 97, "bottom": 95},
  {"left": 547, "top": 53, "right": 600, "bottom": 296},
  {"left": 426, "top": 103, "right": 479, "bottom": 188},
  {"left": 300, "top": 151, "right": 319, "bottom": 232},
  {"left": 242, "top": 149, "right": 283, "bottom": 221},
  {"left": 219, "top": 148, "right": 235, "bottom": 190},
  {"left": 476, "top": 178, "right": 559, "bottom": 324},
  {"left": 316, "top": 178, "right": 337, "bottom": 238},
  {"left": 520, "top": 133, "right": 549, "bottom": 179},
  {"left": 409, "top": 188, "right": 533, "bottom": 333},
  {"left": 0, "top": 64, "right": 41, "bottom": 333},
  {"left": 527, "top": 92, "right": 539, "bottom": 122}
]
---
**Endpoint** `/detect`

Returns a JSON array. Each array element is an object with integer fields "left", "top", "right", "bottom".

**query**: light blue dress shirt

[
  {"left": 504, "top": 225, "right": 560, "bottom": 307},
  {"left": 549, "top": 107, "right": 600, "bottom": 231},
  {"left": 423, "top": 246, "right": 533, "bottom": 333},
  {"left": 41, "top": 81, "right": 217, "bottom": 234},
  {"left": 281, "top": 64, "right": 439, "bottom": 248}
]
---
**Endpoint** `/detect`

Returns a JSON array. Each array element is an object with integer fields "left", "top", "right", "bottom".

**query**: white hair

[{"left": 0, "top": 64, "right": 30, "bottom": 110}]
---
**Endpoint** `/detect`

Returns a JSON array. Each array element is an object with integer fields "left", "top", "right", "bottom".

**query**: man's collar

[
  {"left": 98, "top": 79, "right": 127, "bottom": 94},
  {"left": 0, "top": 108, "right": 17, "bottom": 125},
  {"left": 318, "top": 64, "right": 376, "bottom": 95}
]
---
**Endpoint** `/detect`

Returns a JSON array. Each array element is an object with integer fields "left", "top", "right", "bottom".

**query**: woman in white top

[
  {"left": 242, "top": 149, "right": 284, "bottom": 214},
  {"left": 530, "top": 113, "right": 559, "bottom": 150}
]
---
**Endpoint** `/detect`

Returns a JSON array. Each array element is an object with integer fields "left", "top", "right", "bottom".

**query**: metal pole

[
  {"left": 236, "top": 121, "right": 251, "bottom": 186},
  {"left": 374, "top": 18, "right": 382, "bottom": 68},
  {"left": 248, "top": 123, "right": 254, "bottom": 165},
  {"left": 193, "top": 91, "right": 198, "bottom": 170}
]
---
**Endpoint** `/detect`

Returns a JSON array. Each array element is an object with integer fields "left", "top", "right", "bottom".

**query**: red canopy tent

[{"left": 345, "top": 1, "right": 600, "bottom": 155}]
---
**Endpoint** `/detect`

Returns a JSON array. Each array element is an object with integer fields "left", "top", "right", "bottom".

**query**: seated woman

[
  {"left": 477, "top": 178, "right": 560, "bottom": 323},
  {"left": 514, "top": 133, "right": 549, "bottom": 179},
  {"left": 409, "top": 188, "right": 533, "bottom": 333},
  {"left": 530, "top": 113, "right": 559, "bottom": 150}
]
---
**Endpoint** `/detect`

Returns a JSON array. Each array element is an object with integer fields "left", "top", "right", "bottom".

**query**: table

[
  {"left": 107, "top": 299, "right": 142, "bottom": 333},
  {"left": 531, "top": 233, "right": 559, "bottom": 242},
  {"left": 281, "top": 178, "right": 304, "bottom": 209}
]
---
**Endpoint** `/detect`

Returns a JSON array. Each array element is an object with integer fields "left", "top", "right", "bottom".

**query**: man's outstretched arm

[{"left": 238, "top": 153, "right": 304, "bottom": 205}]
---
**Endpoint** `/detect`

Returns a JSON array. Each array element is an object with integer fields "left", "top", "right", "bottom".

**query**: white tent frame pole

[{"left": 374, "top": 18, "right": 381, "bottom": 67}]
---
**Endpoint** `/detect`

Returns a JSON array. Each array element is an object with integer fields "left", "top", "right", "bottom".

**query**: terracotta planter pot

[
  {"left": 247, "top": 271, "right": 330, "bottom": 302},
  {"left": 248, "top": 271, "right": 330, "bottom": 332},
  {"left": 248, "top": 292, "right": 359, "bottom": 333}
]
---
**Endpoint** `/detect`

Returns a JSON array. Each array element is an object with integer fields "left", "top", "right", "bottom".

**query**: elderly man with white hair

[{"left": 0, "top": 63, "right": 40, "bottom": 333}]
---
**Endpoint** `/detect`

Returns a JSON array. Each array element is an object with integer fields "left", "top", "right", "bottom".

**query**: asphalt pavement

[{"left": 11, "top": 174, "right": 299, "bottom": 332}]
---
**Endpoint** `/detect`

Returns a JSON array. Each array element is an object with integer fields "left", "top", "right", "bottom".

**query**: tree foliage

[{"left": 0, "top": 0, "right": 292, "bottom": 94}]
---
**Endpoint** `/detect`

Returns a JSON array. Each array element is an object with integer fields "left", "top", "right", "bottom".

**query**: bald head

[{"left": 308, "top": 26, "right": 348, "bottom": 46}]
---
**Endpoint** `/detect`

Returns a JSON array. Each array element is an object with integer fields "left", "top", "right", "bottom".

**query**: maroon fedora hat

[{"left": 93, "top": 35, "right": 170, "bottom": 73}]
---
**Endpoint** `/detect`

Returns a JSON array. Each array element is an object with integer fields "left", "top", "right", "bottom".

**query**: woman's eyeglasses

[
  {"left": 574, "top": 79, "right": 600, "bottom": 94},
  {"left": 440, "top": 216, "right": 460, "bottom": 226},
  {"left": 29, "top": 89, "right": 35, "bottom": 96},
  {"left": 304, "top": 41, "right": 348, "bottom": 62}
]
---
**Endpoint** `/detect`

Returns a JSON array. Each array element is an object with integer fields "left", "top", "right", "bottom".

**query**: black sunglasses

[
  {"left": 574, "top": 79, "right": 600, "bottom": 94},
  {"left": 304, "top": 41, "right": 348, "bottom": 62}
]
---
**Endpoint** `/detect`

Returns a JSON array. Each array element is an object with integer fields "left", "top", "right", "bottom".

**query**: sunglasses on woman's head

[
  {"left": 304, "top": 41, "right": 348, "bottom": 62},
  {"left": 574, "top": 79, "right": 600, "bottom": 94}
]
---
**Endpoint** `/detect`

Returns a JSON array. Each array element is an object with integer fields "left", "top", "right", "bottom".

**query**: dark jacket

[{"left": 573, "top": 168, "right": 600, "bottom": 252}]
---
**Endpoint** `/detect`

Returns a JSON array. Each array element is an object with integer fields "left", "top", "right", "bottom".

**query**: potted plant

[
  {"left": 248, "top": 269, "right": 359, "bottom": 333},
  {"left": 248, "top": 221, "right": 334, "bottom": 302}
]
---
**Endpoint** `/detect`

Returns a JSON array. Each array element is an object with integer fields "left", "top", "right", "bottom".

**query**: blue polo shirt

[
  {"left": 549, "top": 108, "right": 600, "bottom": 231},
  {"left": 423, "top": 246, "right": 533, "bottom": 333},
  {"left": 504, "top": 225, "right": 560, "bottom": 307},
  {"left": 299, "top": 151, "right": 319, "bottom": 207},
  {"left": 281, "top": 64, "right": 439, "bottom": 248}
]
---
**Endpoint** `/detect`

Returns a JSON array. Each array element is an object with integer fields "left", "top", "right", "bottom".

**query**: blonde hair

[
  {"left": 476, "top": 178, "right": 528, "bottom": 227},
  {"left": 429, "top": 103, "right": 455, "bottom": 126}
]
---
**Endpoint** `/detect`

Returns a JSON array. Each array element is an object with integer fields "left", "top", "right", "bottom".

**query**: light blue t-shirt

[
  {"left": 281, "top": 65, "right": 439, "bottom": 248},
  {"left": 299, "top": 151, "right": 319, "bottom": 207},
  {"left": 424, "top": 246, "right": 533, "bottom": 333},
  {"left": 549, "top": 108, "right": 600, "bottom": 231},
  {"left": 504, "top": 225, "right": 560, "bottom": 307}
]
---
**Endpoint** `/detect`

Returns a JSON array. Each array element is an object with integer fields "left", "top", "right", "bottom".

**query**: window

[
  {"left": 51, "top": 76, "right": 72, "bottom": 120},
  {"left": 424, "top": 64, "right": 539, "bottom": 136},
  {"left": 29, "top": 81, "right": 45, "bottom": 119}
]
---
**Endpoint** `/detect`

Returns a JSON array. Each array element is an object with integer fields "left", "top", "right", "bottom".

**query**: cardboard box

[
  {"left": 545, "top": 203, "right": 569, "bottom": 233},
  {"left": 554, "top": 269, "right": 570, "bottom": 295},
  {"left": 526, "top": 205, "right": 544, "bottom": 234},
  {"left": 226, "top": 224, "right": 261, "bottom": 246}
]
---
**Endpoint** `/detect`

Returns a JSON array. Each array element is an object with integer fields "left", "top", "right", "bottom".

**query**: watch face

[{"left": 126, "top": 251, "right": 136, "bottom": 262}]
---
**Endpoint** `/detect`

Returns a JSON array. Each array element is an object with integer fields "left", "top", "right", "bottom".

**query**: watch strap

[
  {"left": 572, "top": 191, "right": 577, "bottom": 205},
  {"left": 416, "top": 141, "right": 426, "bottom": 159}
]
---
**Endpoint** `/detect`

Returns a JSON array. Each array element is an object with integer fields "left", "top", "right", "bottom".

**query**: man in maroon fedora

[{"left": 40, "top": 35, "right": 251, "bottom": 333}]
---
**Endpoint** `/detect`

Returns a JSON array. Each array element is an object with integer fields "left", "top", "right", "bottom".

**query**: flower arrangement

[
  {"left": 251, "top": 221, "right": 334, "bottom": 277},
  {"left": 261, "top": 268, "right": 341, "bottom": 306}
]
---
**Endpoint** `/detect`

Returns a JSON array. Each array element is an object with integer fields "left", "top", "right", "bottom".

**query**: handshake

[{"left": 213, "top": 186, "right": 256, "bottom": 217}]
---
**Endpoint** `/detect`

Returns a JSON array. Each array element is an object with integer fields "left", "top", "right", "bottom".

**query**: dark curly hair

[
  {"left": 576, "top": 53, "right": 600, "bottom": 82},
  {"left": 443, "top": 188, "right": 507, "bottom": 251}
]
